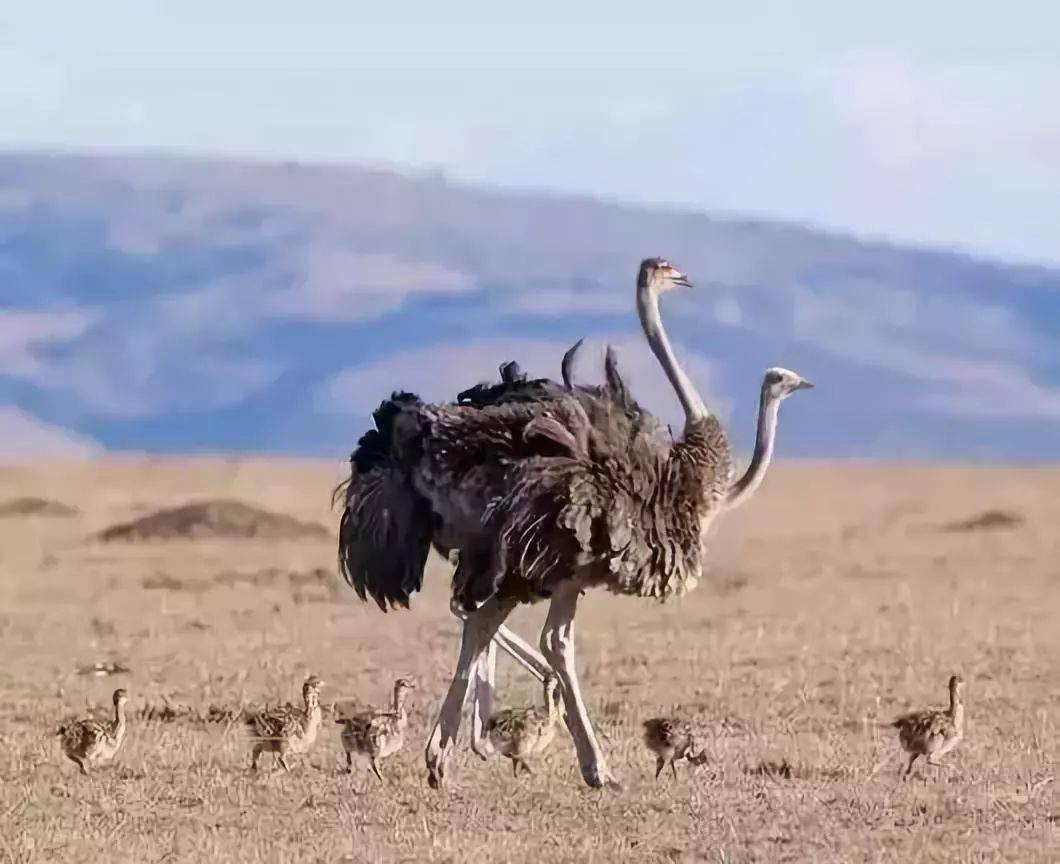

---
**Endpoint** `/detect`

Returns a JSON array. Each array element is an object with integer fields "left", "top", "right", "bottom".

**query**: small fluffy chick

[
  {"left": 891, "top": 673, "right": 965, "bottom": 779},
  {"left": 338, "top": 677, "right": 415, "bottom": 780},
  {"left": 57, "top": 688, "right": 129, "bottom": 774},
  {"left": 485, "top": 675, "right": 561, "bottom": 777},
  {"left": 245, "top": 674, "right": 324, "bottom": 771},
  {"left": 642, "top": 717, "right": 708, "bottom": 780}
]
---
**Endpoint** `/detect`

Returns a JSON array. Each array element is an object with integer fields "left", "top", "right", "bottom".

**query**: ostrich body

[
  {"left": 244, "top": 675, "right": 323, "bottom": 771},
  {"left": 337, "top": 258, "right": 811, "bottom": 789},
  {"left": 57, "top": 688, "right": 128, "bottom": 774},
  {"left": 891, "top": 674, "right": 965, "bottom": 778}
]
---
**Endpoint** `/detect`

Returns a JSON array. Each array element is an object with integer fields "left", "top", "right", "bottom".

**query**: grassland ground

[{"left": 1, "top": 459, "right": 1056, "bottom": 863}]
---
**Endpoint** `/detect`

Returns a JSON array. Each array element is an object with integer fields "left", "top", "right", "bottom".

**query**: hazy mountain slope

[{"left": 2, "top": 151, "right": 1058, "bottom": 459}]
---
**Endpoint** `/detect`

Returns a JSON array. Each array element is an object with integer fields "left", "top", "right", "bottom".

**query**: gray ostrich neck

[
  {"left": 726, "top": 387, "right": 780, "bottom": 509},
  {"left": 636, "top": 284, "right": 708, "bottom": 427}
]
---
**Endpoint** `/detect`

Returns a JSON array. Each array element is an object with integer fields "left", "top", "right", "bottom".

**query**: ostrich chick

[
  {"left": 338, "top": 677, "right": 415, "bottom": 780},
  {"left": 891, "top": 673, "right": 965, "bottom": 779},
  {"left": 485, "top": 675, "right": 561, "bottom": 777},
  {"left": 57, "top": 688, "right": 129, "bottom": 774},
  {"left": 642, "top": 717, "right": 708, "bottom": 780},
  {"left": 245, "top": 675, "right": 324, "bottom": 771}
]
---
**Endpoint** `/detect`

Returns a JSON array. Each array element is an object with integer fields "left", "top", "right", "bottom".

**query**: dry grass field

[{"left": 1, "top": 459, "right": 1056, "bottom": 863}]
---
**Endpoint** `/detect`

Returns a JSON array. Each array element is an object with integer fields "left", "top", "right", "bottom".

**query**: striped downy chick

[
  {"left": 485, "top": 675, "right": 561, "bottom": 777},
  {"left": 56, "top": 688, "right": 129, "bottom": 774},
  {"left": 642, "top": 717, "right": 708, "bottom": 780},
  {"left": 891, "top": 673, "right": 965, "bottom": 779},
  {"left": 338, "top": 678, "right": 415, "bottom": 780},
  {"left": 245, "top": 675, "right": 324, "bottom": 771}
]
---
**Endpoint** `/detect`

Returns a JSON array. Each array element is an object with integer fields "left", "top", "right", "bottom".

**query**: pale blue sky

[{"left": 3, "top": 1, "right": 1059, "bottom": 264}]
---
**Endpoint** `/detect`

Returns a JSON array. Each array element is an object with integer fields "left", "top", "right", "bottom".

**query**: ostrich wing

[
  {"left": 339, "top": 459, "right": 433, "bottom": 611},
  {"left": 338, "top": 392, "right": 434, "bottom": 611}
]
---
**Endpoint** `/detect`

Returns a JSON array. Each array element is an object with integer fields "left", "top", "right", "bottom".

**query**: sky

[{"left": 2, "top": 1, "right": 1059, "bottom": 265}]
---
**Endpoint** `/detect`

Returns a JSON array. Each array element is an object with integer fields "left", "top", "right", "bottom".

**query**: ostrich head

[
  {"left": 761, "top": 367, "right": 813, "bottom": 402},
  {"left": 302, "top": 675, "right": 324, "bottom": 707},
  {"left": 112, "top": 688, "right": 128, "bottom": 708},
  {"left": 948, "top": 674, "right": 964, "bottom": 697},
  {"left": 394, "top": 677, "right": 416, "bottom": 696},
  {"left": 638, "top": 257, "right": 692, "bottom": 294}
]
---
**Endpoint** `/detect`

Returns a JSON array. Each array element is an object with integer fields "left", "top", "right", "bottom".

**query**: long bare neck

[
  {"left": 949, "top": 687, "right": 964, "bottom": 727},
  {"left": 393, "top": 688, "right": 408, "bottom": 716},
  {"left": 303, "top": 693, "right": 320, "bottom": 727},
  {"left": 637, "top": 282, "right": 707, "bottom": 429},
  {"left": 726, "top": 387, "right": 779, "bottom": 509},
  {"left": 113, "top": 701, "right": 126, "bottom": 730}
]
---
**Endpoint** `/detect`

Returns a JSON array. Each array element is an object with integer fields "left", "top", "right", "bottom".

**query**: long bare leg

[
  {"left": 469, "top": 624, "right": 557, "bottom": 756},
  {"left": 903, "top": 753, "right": 918, "bottom": 779},
  {"left": 469, "top": 639, "right": 497, "bottom": 760},
  {"left": 455, "top": 603, "right": 550, "bottom": 757},
  {"left": 425, "top": 598, "right": 514, "bottom": 788},
  {"left": 449, "top": 596, "right": 551, "bottom": 681},
  {"left": 493, "top": 625, "right": 550, "bottom": 681},
  {"left": 539, "top": 582, "right": 617, "bottom": 789}
]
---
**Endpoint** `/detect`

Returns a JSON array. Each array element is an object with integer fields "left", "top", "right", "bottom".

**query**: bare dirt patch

[
  {"left": 2, "top": 460, "right": 1056, "bottom": 863},
  {"left": 97, "top": 499, "right": 330, "bottom": 542}
]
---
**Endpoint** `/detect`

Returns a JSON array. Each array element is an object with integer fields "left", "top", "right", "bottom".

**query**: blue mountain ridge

[{"left": 2, "top": 151, "right": 1058, "bottom": 460}]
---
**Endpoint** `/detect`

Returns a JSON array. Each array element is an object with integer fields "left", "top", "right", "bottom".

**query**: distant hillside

[{"left": 2, "top": 151, "right": 1058, "bottom": 460}]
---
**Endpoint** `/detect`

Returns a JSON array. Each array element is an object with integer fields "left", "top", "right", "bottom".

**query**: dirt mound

[
  {"left": 98, "top": 499, "right": 329, "bottom": 542},
  {"left": 941, "top": 509, "right": 1024, "bottom": 533},
  {"left": 0, "top": 497, "right": 78, "bottom": 518},
  {"left": 140, "top": 566, "right": 340, "bottom": 601}
]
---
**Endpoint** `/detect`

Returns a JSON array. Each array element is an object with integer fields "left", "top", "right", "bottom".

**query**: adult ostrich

[
  {"left": 338, "top": 259, "right": 812, "bottom": 789},
  {"left": 445, "top": 259, "right": 813, "bottom": 789}
]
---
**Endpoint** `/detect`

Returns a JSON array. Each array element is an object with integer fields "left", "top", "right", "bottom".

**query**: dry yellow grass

[{"left": 1, "top": 458, "right": 1056, "bottom": 863}]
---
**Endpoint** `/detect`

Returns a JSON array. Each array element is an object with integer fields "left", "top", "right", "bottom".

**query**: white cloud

[
  {"left": 786, "top": 281, "right": 1060, "bottom": 420},
  {"left": 0, "top": 406, "right": 101, "bottom": 461},
  {"left": 317, "top": 334, "right": 726, "bottom": 430},
  {"left": 268, "top": 249, "right": 476, "bottom": 323},
  {"left": 918, "top": 361, "right": 1060, "bottom": 421},
  {"left": 500, "top": 288, "right": 630, "bottom": 317},
  {"left": 0, "top": 309, "right": 97, "bottom": 382}
]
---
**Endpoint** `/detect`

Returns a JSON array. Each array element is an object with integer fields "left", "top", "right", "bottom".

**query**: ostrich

[
  {"left": 890, "top": 673, "right": 965, "bottom": 779},
  {"left": 338, "top": 258, "right": 812, "bottom": 789}
]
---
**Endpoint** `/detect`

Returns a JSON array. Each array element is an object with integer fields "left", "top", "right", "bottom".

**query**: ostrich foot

[{"left": 581, "top": 761, "right": 621, "bottom": 790}]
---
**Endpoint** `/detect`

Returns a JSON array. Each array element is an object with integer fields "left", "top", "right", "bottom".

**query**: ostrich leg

[
  {"left": 450, "top": 600, "right": 551, "bottom": 682},
  {"left": 493, "top": 625, "right": 551, "bottom": 680},
  {"left": 425, "top": 598, "right": 514, "bottom": 788},
  {"left": 539, "top": 582, "right": 618, "bottom": 789},
  {"left": 468, "top": 623, "right": 554, "bottom": 757},
  {"left": 469, "top": 638, "right": 497, "bottom": 759}
]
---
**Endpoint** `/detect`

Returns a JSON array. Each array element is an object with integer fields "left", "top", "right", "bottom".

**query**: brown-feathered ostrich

[{"left": 338, "top": 258, "right": 812, "bottom": 789}]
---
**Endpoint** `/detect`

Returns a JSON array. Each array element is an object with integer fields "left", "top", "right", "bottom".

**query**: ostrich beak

[
  {"left": 670, "top": 271, "right": 693, "bottom": 289},
  {"left": 795, "top": 378, "right": 814, "bottom": 390}
]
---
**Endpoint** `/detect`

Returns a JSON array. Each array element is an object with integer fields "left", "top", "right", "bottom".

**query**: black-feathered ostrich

[{"left": 338, "top": 258, "right": 812, "bottom": 788}]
